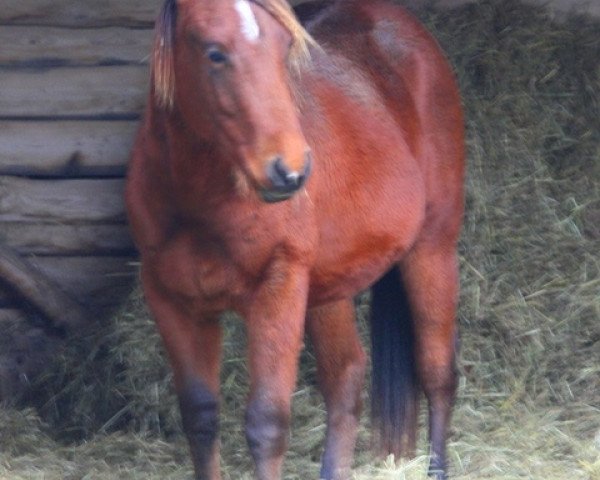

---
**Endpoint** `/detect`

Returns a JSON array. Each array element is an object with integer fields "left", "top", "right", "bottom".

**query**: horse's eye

[{"left": 206, "top": 46, "right": 229, "bottom": 66}]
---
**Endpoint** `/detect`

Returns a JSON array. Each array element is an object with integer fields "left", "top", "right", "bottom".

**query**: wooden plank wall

[
  {"left": 0, "top": 0, "right": 313, "bottom": 324},
  {"left": 0, "top": 0, "right": 164, "bottom": 320}
]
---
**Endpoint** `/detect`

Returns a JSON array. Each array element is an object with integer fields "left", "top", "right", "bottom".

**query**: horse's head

[{"left": 153, "top": 0, "right": 314, "bottom": 202}]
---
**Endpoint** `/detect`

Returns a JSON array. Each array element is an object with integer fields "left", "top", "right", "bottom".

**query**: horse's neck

[{"left": 154, "top": 113, "right": 233, "bottom": 207}]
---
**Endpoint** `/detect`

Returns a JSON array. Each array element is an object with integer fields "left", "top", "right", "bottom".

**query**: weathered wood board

[
  {"left": 0, "top": 26, "right": 153, "bottom": 67},
  {"left": 0, "top": 244, "right": 90, "bottom": 330},
  {"left": 0, "top": 66, "right": 148, "bottom": 118},
  {"left": 0, "top": 121, "right": 138, "bottom": 176},
  {"left": 0, "top": 0, "right": 150, "bottom": 398},
  {"left": 30, "top": 256, "right": 138, "bottom": 303},
  {"left": 0, "top": 223, "right": 134, "bottom": 256},
  {"left": 0, "top": 177, "right": 126, "bottom": 223},
  {"left": 1, "top": 0, "right": 162, "bottom": 27},
  {"left": 0, "top": 256, "right": 137, "bottom": 314}
]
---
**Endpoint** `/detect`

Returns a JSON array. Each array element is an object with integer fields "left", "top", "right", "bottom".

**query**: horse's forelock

[
  {"left": 152, "top": 0, "right": 177, "bottom": 108},
  {"left": 151, "top": 0, "right": 316, "bottom": 108}
]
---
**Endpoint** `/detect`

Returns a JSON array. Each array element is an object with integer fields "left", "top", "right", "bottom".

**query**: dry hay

[{"left": 1, "top": 0, "right": 599, "bottom": 478}]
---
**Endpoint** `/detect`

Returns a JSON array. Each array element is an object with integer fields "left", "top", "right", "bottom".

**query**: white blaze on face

[{"left": 234, "top": 0, "right": 260, "bottom": 42}]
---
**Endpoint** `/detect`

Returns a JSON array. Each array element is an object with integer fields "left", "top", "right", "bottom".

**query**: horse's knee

[
  {"left": 351, "top": 349, "right": 368, "bottom": 393},
  {"left": 179, "top": 381, "right": 220, "bottom": 446},
  {"left": 419, "top": 361, "right": 457, "bottom": 398},
  {"left": 338, "top": 353, "right": 367, "bottom": 414},
  {"left": 245, "top": 401, "right": 290, "bottom": 460}
]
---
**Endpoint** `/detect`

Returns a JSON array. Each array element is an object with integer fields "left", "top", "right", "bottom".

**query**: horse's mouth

[
  {"left": 258, "top": 171, "right": 309, "bottom": 203},
  {"left": 259, "top": 188, "right": 298, "bottom": 203}
]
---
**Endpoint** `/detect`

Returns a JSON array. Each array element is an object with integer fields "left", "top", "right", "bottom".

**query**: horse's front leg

[
  {"left": 242, "top": 259, "right": 310, "bottom": 480},
  {"left": 141, "top": 268, "right": 223, "bottom": 480}
]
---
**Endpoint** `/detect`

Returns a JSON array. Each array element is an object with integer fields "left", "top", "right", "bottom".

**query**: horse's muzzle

[{"left": 260, "top": 153, "right": 312, "bottom": 203}]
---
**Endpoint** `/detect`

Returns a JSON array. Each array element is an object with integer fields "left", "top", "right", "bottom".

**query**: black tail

[{"left": 370, "top": 267, "right": 419, "bottom": 457}]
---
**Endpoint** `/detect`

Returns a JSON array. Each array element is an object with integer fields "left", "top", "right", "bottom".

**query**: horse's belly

[
  {"left": 308, "top": 252, "right": 396, "bottom": 305},
  {"left": 308, "top": 209, "right": 424, "bottom": 305},
  {"left": 307, "top": 154, "right": 426, "bottom": 305}
]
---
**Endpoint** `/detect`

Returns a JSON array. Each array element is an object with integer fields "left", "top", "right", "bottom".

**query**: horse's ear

[{"left": 152, "top": 0, "right": 177, "bottom": 108}]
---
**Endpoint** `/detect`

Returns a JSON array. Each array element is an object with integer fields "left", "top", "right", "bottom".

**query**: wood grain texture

[
  {"left": 0, "top": 26, "right": 153, "bottom": 67},
  {"left": 0, "top": 177, "right": 126, "bottom": 223},
  {"left": 1, "top": 0, "right": 162, "bottom": 27},
  {"left": 0, "top": 256, "right": 137, "bottom": 313},
  {"left": 0, "top": 66, "right": 148, "bottom": 118},
  {"left": 0, "top": 244, "right": 89, "bottom": 330},
  {"left": 28, "top": 255, "right": 138, "bottom": 311},
  {"left": 0, "top": 121, "right": 138, "bottom": 176},
  {"left": 0, "top": 223, "right": 135, "bottom": 256}
]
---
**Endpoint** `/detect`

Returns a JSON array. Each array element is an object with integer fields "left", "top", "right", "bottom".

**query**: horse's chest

[
  {"left": 151, "top": 222, "right": 282, "bottom": 312},
  {"left": 150, "top": 236, "right": 233, "bottom": 313}
]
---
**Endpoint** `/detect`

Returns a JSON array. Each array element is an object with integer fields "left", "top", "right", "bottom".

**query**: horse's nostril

[
  {"left": 273, "top": 157, "right": 289, "bottom": 180},
  {"left": 266, "top": 153, "right": 311, "bottom": 193},
  {"left": 286, "top": 170, "right": 301, "bottom": 186},
  {"left": 268, "top": 157, "right": 299, "bottom": 189}
]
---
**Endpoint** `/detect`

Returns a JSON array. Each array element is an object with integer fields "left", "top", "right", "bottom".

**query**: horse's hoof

[{"left": 428, "top": 468, "right": 448, "bottom": 480}]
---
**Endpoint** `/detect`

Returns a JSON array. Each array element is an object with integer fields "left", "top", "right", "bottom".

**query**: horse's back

[{"left": 306, "top": 0, "right": 464, "bottom": 234}]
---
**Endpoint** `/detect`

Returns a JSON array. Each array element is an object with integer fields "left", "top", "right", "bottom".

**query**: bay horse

[{"left": 125, "top": 0, "right": 464, "bottom": 479}]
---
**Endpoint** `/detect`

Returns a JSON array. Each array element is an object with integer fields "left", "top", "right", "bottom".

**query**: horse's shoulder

[{"left": 126, "top": 109, "right": 175, "bottom": 253}]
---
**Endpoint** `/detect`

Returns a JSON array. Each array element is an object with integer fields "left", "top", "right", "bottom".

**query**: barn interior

[{"left": 0, "top": 0, "right": 598, "bottom": 478}]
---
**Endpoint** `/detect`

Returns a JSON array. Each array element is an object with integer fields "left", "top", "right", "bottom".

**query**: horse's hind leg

[
  {"left": 306, "top": 299, "right": 367, "bottom": 480},
  {"left": 399, "top": 243, "right": 459, "bottom": 480},
  {"left": 142, "top": 270, "right": 222, "bottom": 480}
]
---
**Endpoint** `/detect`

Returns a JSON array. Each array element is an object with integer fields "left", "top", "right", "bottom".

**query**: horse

[{"left": 125, "top": 1, "right": 464, "bottom": 479}]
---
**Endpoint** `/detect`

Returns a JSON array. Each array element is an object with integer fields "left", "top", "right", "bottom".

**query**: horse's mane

[
  {"left": 153, "top": 0, "right": 177, "bottom": 108},
  {"left": 253, "top": 0, "right": 316, "bottom": 61},
  {"left": 152, "top": 0, "right": 316, "bottom": 108}
]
